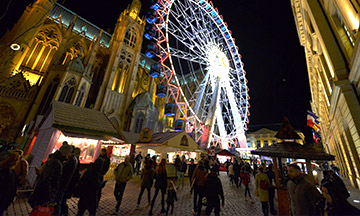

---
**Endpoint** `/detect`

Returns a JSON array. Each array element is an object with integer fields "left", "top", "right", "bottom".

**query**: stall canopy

[
  {"left": 136, "top": 131, "right": 203, "bottom": 152},
  {"left": 215, "top": 149, "right": 236, "bottom": 157},
  {"left": 51, "top": 101, "right": 123, "bottom": 142}
]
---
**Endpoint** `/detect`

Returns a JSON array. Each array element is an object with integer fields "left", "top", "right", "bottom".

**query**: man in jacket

[
  {"left": 114, "top": 156, "right": 132, "bottom": 212},
  {"left": 287, "top": 164, "right": 321, "bottom": 216},
  {"left": 204, "top": 167, "right": 224, "bottom": 216}
]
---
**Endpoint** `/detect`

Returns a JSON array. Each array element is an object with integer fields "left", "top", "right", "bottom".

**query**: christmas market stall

[
  {"left": 251, "top": 118, "right": 334, "bottom": 216},
  {"left": 27, "top": 101, "right": 123, "bottom": 187},
  {"left": 135, "top": 130, "right": 203, "bottom": 177}
]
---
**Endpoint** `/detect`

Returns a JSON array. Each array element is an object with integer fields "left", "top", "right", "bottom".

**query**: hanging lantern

[
  {"left": 164, "top": 103, "right": 176, "bottom": 116},
  {"left": 156, "top": 84, "right": 166, "bottom": 97}
]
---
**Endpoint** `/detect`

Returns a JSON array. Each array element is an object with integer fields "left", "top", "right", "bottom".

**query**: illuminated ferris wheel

[{"left": 146, "top": 0, "right": 250, "bottom": 149}]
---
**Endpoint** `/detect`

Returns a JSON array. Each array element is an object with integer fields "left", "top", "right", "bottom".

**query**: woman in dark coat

[
  {"left": 76, "top": 158, "right": 104, "bottom": 216},
  {"left": 137, "top": 160, "right": 154, "bottom": 208},
  {"left": 321, "top": 178, "right": 360, "bottom": 216},
  {"left": 149, "top": 159, "right": 167, "bottom": 215}
]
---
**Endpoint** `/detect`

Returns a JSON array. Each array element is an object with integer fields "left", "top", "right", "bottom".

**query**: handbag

[{"left": 29, "top": 203, "right": 54, "bottom": 216}]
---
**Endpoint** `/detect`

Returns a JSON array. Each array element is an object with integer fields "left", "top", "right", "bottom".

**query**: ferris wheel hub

[{"left": 207, "top": 44, "right": 229, "bottom": 79}]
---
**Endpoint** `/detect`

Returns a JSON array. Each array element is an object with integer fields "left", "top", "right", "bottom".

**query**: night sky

[{"left": 1, "top": 0, "right": 313, "bottom": 142}]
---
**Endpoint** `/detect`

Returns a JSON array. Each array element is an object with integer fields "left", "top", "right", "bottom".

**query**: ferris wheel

[{"left": 146, "top": 0, "right": 250, "bottom": 149}]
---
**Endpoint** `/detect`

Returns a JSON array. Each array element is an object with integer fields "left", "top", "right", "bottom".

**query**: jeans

[
  {"left": 177, "top": 172, "right": 185, "bottom": 188},
  {"left": 114, "top": 182, "right": 127, "bottom": 208},
  {"left": 166, "top": 201, "right": 174, "bottom": 215},
  {"left": 150, "top": 187, "right": 166, "bottom": 213},
  {"left": 137, "top": 186, "right": 151, "bottom": 205},
  {"left": 244, "top": 184, "right": 251, "bottom": 198},
  {"left": 261, "top": 201, "right": 269, "bottom": 216},
  {"left": 205, "top": 198, "right": 220, "bottom": 216},
  {"left": 193, "top": 185, "right": 205, "bottom": 215}
]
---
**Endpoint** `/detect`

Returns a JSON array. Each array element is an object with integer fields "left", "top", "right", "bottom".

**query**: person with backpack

[
  {"left": 114, "top": 156, "right": 132, "bottom": 212},
  {"left": 255, "top": 167, "right": 270, "bottom": 216}
]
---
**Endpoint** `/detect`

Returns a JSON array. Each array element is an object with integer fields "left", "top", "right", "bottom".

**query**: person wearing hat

[
  {"left": 28, "top": 143, "right": 72, "bottom": 209},
  {"left": 204, "top": 167, "right": 224, "bottom": 216}
]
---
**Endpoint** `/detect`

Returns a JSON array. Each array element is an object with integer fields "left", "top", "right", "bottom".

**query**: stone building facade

[
  {"left": 0, "top": 0, "right": 167, "bottom": 145},
  {"left": 291, "top": 0, "right": 360, "bottom": 187}
]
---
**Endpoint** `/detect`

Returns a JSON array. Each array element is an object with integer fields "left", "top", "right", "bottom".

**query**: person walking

[
  {"left": 136, "top": 160, "right": 154, "bottom": 209},
  {"left": 62, "top": 147, "right": 81, "bottom": 216},
  {"left": 166, "top": 180, "right": 178, "bottom": 216},
  {"left": 135, "top": 152, "right": 143, "bottom": 175},
  {"left": 177, "top": 156, "right": 187, "bottom": 189},
  {"left": 28, "top": 144, "right": 72, "bottom": 209},
  {"left": 233, "top": 160, "right": 240, "bottom": 188},
  {"left": 76, "top": 158, "right": 103, "bottom": 216},
  {"left": 55, "top": 145, "right": 78, "bottom": 215},
  {"left": 321, "top": 178, "right": 360, "bottom": 216},
  {"left": 286, "top": 164, "right": 321, "bottom": 216},
  {"left": 204, "top": 167, "right": 225, "bottom": 216},
  {"left": 0, "top": 150, "right": 20, "bottom": 215},
  {"left": 255, "top": 167, "right": 270, "bottom": 216},
  {"left": 97, "top": 149, "right": 110, "bottom": 206},
  {"left": 228, "top": 163, "right": 235, "bottom": 185},
  {"left": 265, "top": 164, "right": 277, "bottom": 215},
  {"left": 130, "top": 151, "right": 136, "bottom": 173},
  {"left": 241, "top": 165, "right": 254, "bottom": 203},
  {"left": 191, "top": 160, "right": 207, "bottom": 216},
  {"left": 114, "top": 156, "right": 133, "bottom": 212},
  {"left": 188, "top": 159, "right": 196, "bottom": 187},
  {"left": 149, "top": 158, "right": 168, "bottom": 215}
]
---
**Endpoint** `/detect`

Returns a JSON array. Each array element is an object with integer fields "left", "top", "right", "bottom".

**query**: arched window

[
  {"left": 58, "top": 78, "right": 76, "bottom": 103},
  {"left": 20, "top": 28, "right": 60, "bottom": 85},
  {"left": 75, "top": 83, "right": 86, "bottom": 106},
  {"left": 119, "top": 65, "right": 129, "bottom": 94},
  {"left": 124, "top": 27, "right": 137, "bottom": 48},
  {"left": 134, "top": 112, "right": 145, "bottom": 133},
  {"left": 112, "top": 62, "right": 124, "bottom": 92},
  {"left": 62, "top": 41, "right": 85, "bottom": 65}
]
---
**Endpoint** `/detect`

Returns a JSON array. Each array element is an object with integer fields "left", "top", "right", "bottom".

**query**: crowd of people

[{"left": 1, "top": 144, "right": 360, "bottom": 216}]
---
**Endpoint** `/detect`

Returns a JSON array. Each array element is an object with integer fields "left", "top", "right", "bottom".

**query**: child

[{"left": 166, "top": 180, "right": 178, "bottom": 215}]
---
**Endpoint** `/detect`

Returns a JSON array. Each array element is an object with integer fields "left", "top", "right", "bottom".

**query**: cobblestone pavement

[{"left": 5, "top": 172, "right": 267, "bottom": 216}]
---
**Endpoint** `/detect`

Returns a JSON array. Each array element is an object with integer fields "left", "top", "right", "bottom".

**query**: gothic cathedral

[{"left": 0, "top": 0, "right": 166, "bottom": 145}]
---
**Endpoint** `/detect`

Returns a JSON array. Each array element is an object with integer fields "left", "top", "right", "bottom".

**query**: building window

[
  {"left": 59, "top": 78, "right": 76, "bottom": 103},
  {"left": 124, "top": 27, "right": 137, "bottom": 48},
  {"left": 256, "top": 140, "right": 261, "bottom": 148},
  {"left": 134, "top": 112, "right": 145, "bottom": 133},
  {"left": 264, "top": 140, "right": 269, "bottom": 147},
  {"left": 19, "top": 28, "right": 60, "bottom": 85},
  {"left": 75, "top": 83, "right": 86, "bottom": 106}
]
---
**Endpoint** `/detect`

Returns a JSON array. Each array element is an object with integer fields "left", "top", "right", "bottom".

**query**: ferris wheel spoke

[
  {"left": 170, "top": 3, "right": 210, "bottom": 49},
  {"left": 169, "top": 47, "right": 207, "bottom": 65},
  {"left": 168, "top": 21, "right": 206, "bottom": 56}
]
